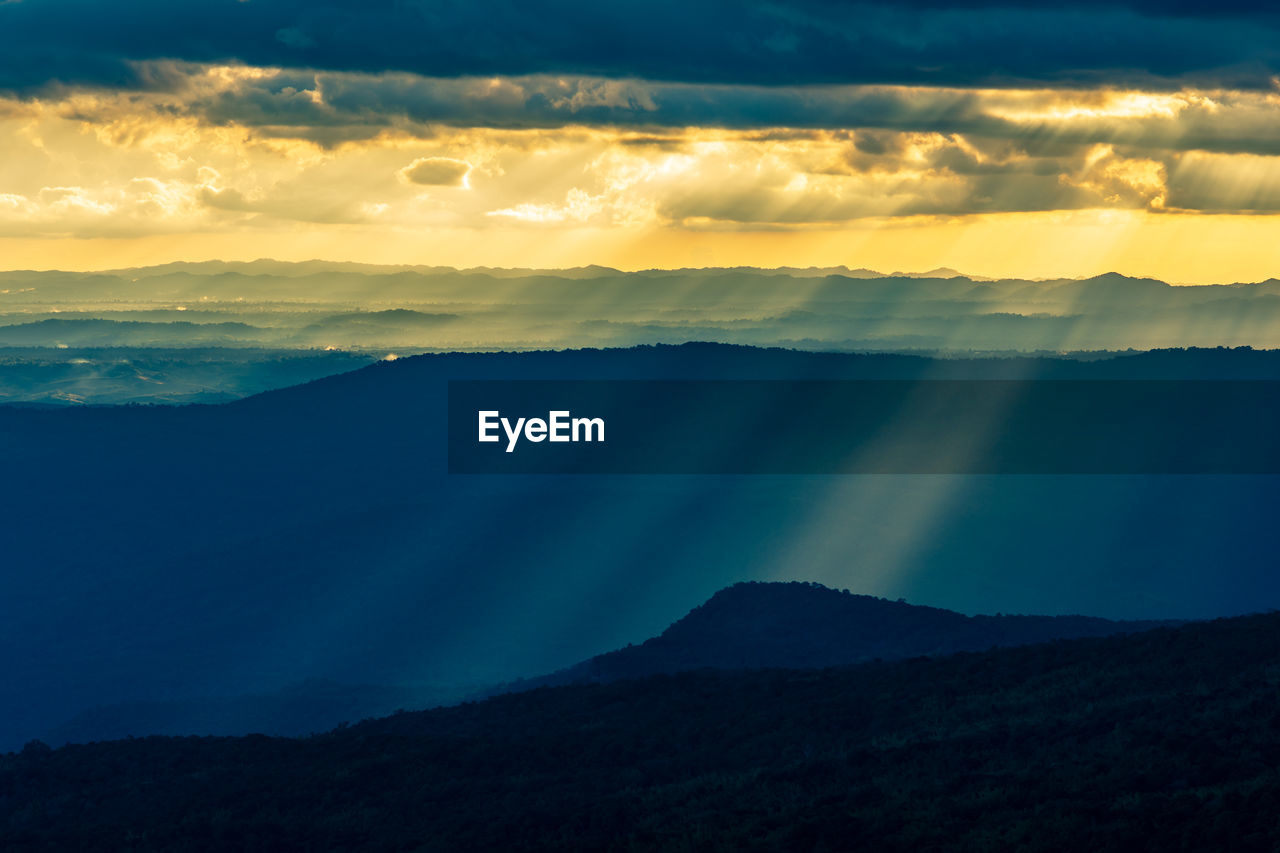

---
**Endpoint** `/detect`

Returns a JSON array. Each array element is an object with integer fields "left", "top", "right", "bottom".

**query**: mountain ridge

[
  {"left": 40, "top": 582, "right": 1182, "bottom": 745},
  {"left": 6, "top": 257, "right": 1278, "bottom": 286},
  {"left": 506, "top": 581, "right": 1182, "bottom": 692},
  {"left": 6, "top": 607, "right": 1280, "bottom": 850}
]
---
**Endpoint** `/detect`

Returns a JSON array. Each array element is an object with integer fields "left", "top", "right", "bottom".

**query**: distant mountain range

[
  {"left": 56, "top": 258, "right": 1196, "bottom": 284},
  {"left": 4, "top": 261, "right": 1280, "bottom": 365},
  {"left": 65, "top": 259, "right": 1025, "bottom": 280}
]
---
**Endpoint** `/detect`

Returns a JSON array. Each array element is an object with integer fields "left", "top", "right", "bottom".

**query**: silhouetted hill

[
  {"left": 38, "top": 582, "right": 1173, "bottom": 745},
  {"left": 301, "top": 308, "right": 459, "bottom": 328},
  {"left": 6, "top": 610, "right": 1280, "bottom": 851},
  {"left": 0, "top": 318, "right": 267, "bottom": 346},
  {"left": 515, "top": 582, "right": 1180, "bottom": 689}
]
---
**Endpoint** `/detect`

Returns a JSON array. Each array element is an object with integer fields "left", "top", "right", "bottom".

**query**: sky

[{"left": 2, "top": 0, "right": 1280, "bottom": 280}]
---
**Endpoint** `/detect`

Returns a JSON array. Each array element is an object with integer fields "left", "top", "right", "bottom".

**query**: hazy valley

[{"left": 6, "top": 261, "right": 1280, "bottom": 403}]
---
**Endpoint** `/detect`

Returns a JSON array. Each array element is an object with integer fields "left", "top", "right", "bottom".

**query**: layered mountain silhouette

[
  {"left": 7, "top": 262, "right": 1280, "bottom": 364},
  {"left": 6, "top": 608, "right": 1280, "bottom": 850},
  {"left": 42, "top": 583, "right": 1178, "bottom": 744},
  {"left": 513, "top": 582, "right": 1180, "bottom": 690},
  {"left": 3, "top": 344, "right": 1280, "bottom": 752}
]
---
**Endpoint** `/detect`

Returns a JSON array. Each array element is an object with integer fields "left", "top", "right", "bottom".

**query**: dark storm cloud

[
  {"left": 169, "top": 72, "right": 1280, "bottom": 163},
  {"left": 3, "top": 0, "right": 1280, "bottom": 93},
  {"left": 192, "top": 74, "right": 1004, "bottom": 135}
]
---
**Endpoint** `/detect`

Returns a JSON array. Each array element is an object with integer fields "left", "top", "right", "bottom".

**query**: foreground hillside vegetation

[{"left": 4, "top": 609, "right": 1279, "bottom": 851}]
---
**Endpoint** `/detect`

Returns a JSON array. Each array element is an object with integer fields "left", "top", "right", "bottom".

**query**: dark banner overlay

[{"left": 448, "top": 380, "right": 1280, "bottom": 474}]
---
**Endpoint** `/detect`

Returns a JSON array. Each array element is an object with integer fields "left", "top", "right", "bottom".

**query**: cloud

[
  {"left": 82, "top": 66, "right": 1280, "bottom": 164},
  {"left": 399, "top": 157, "right": 471, "bottom": 187},
  {"left": 3, "top": 1, "right": 1280, "bottom": 94},
  {"left": 198, "top": 185, "right": 257, "bottom": 212},
  {"left": 0, "top": 179, "right": 208, "bottom": 237},
  {"left": 6, "top": 67, "right": 1280, "bottom": 242}
]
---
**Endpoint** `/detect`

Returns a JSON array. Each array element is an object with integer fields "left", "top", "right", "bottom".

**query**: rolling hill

[
  {"left": 5, "top": 607, "right": 1280, "bottom": 851},
  {"left": 40, "top": 582, "right": 1177, "bottom": 745},
  {"left": 513, "top": 581, "right": 1180, "bottom": 690}
]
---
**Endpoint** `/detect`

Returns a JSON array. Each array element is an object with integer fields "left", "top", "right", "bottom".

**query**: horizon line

[{"left": 0, "top": 258, "right": 1266, "bottom": 287}]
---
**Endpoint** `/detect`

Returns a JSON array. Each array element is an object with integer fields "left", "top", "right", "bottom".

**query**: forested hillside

[{"left": 5, "top": 610, "right": 1279, "bottom": 851}]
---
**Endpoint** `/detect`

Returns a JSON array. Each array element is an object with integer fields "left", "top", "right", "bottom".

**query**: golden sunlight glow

[
  {"left": 0, "top": 210, "right": 1275, "bottom": 284},
  {"left": 1, "top": 66, "right": 1279, "bottom": 280},
  {"left": 986, "top": 90, "right": 1204, "bottom": 122}
]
